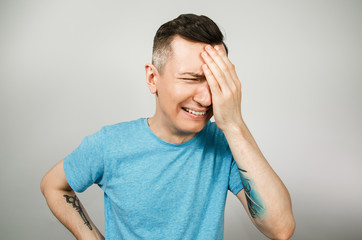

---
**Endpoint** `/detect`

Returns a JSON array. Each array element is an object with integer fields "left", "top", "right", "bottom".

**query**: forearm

[
  {"left": 224, "top": 121, "right": 295, "bottom": 239},
  {"left": 40, "top": 159, "right": 104, "bottom": 240},
  {"left": 42, "top": 187, "right": 104, "bottom": 240}
]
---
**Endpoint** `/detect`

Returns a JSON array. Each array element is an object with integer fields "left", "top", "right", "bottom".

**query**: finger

[
  {"left": 205, "top": 45, "right": 234, "bottom": 83},
  {"left": 201, "top": 50, "right": 232, "bottom": 94},
  {"left": 206, "top": 45, "right": 240, "bottom": 93},
  {"left": 204, "top": 46, "right": 235, "bottom": 91},
  {"left": 214, "top": 45, "right": 240, "bottom": 88},
  {"left": 202, "top": 63, "right": 221, "bottom": 98}
]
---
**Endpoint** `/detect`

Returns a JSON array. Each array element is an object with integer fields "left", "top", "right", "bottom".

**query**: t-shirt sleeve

[
  {"left": 63, "top": 128, "right": 105, "bottom": 193},
  {"left": 228, "top": 155, "right": 244, "bottom": 195}
]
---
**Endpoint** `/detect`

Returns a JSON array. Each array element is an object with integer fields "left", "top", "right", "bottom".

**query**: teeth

[{"left": 183, "top": 108, "right": 207, "bottom": 116}]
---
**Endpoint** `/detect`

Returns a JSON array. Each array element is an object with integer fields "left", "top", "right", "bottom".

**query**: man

[{"left": 41, "top": 14, "right": 295, "bottom": 239}]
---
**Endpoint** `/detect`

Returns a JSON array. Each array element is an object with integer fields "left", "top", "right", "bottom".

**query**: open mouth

[{"left": 182, "top": 107, "right": 208, "bottom": 116}]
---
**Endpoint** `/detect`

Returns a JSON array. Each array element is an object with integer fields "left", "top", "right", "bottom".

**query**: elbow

[
  {"left": 40, "top": 174, "right": 47, "bottom": 196},
  {"left": 270, "top": 215, "right": 296, "bottom": 240},
  {"left": 40, "top": 170, "right": 53, "bottom": 197},
  {"left": 257, "top": 209, "right": 296, "bottom": 240},
  {"left": 273, "top": 227, "right": 295, "bottom": 240},
  {"left": 40, "top": 159, "right": 72, "bottom": 198}
]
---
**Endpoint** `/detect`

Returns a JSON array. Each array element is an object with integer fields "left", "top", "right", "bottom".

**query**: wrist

[{"left": 222, "top": 119, "right": 246, "bottom": 136}]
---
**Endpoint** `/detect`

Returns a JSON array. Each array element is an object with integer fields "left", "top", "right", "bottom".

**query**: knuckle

[
  {"left": 220, "top": 64, "right": 229, "bottom": 72},
  {"left": 231, "top": 85, "right": 237, "bottom": 94},
  {"left": 216, "top": 72, "right": 224, "bottom": 80},
  {"left": 224, "top": 91, "right": 232, "bottom": 99},
  {"left": 210, "top": 81, "right": 218, "bottom": 89}
]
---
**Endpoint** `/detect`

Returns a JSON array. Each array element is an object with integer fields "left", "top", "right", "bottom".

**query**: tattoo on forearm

[
  {"left": 63, "top": 195, "right": 93, "bottom": 230},
  {"left": 238, "top": 167, "right": 265, "bottom": 218}
]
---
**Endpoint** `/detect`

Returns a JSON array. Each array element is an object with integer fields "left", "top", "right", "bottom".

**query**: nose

[{"left": 193, "top": 81, "right": 212, "bottom": 107}]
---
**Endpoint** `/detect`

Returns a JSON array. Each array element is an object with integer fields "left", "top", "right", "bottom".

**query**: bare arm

[
  {"left": 40, "top": 159, "right": 104, "bottom": 240},
  {"left": 226, "top": 122, "right": 295, "bottom": 239},
  {"left": 201, "top": 45, "right": 295, "bottom": 239}
]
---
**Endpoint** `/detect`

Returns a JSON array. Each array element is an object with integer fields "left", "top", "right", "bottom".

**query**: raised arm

[
  {"left": 201, "top": 44, "right": 295, "bottom": 239},
  {"left": 40, "top": 159, "right": 104, "bottom": 240},
  {"left": 225, "top": 122, "right": 295, "bottom": 239}
]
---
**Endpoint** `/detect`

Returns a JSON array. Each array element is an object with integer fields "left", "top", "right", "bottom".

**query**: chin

[
  {"left": 178, "top": 119, "right": 209, "bottom": 135},
  {"left": 173, "top": 110, "right": 213, "bottom": 135}
]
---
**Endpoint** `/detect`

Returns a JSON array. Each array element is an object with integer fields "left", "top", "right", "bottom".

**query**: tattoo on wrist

[
  {"left": 238, "top": 167, "right": 265, "bottom": 218},
  {"left": 63, "top": 195, "right": 93, "bottom": 230}
]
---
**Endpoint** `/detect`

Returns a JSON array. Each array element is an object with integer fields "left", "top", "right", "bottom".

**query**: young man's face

[{"left": 151, "top": 36, "right": 224, "bottom": 139}]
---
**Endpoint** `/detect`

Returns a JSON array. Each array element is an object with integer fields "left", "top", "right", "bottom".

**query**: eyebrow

[{"left": 177, "top": 72, "right": 205, "bottom": 78}]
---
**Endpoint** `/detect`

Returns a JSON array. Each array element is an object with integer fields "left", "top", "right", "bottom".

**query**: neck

[{"left": 147, "top": 117, "right": 196, "bottom": 145}]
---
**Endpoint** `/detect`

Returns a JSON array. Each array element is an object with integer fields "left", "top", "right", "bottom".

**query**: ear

[{"left": 145, "top": 64, "right": 159, "bottom": 94}]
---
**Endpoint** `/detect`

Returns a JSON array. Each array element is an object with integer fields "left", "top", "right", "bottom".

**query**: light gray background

[{"left": 1, "top": 0, "right": 361, "bottom": 239}]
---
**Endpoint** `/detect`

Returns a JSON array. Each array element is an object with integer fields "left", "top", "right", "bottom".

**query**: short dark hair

[{"left": 152, "top": 14, "right": 228, "bottom": 74}]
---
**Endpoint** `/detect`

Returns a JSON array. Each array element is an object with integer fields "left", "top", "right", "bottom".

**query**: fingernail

[
  {"left": 202, "top": 51, "right": 208, "bottom": 57},
  {"left": 206, "top": 45, "right": 213, "bottom": 51}
]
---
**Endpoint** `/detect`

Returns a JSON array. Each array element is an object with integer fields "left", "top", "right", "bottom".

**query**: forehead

[{"left": 166, "top": 36, "right": 224, "bottom": 74}]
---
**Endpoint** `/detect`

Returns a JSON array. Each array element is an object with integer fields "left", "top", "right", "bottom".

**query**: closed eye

[{"left": 180, "top": 78, "right": 200, "bottom": 81}]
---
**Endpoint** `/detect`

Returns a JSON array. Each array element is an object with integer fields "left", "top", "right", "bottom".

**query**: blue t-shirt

[{"left": 64, "top": 118, "right": 243, "bottom": 239}]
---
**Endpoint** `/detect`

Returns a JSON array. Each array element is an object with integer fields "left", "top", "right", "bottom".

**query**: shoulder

[
  {"left": 101, "top": 118, "right": 145, "bottom": 135},
  {"left": 94, "top": 118, "right": 146, "bottom": 149}
]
